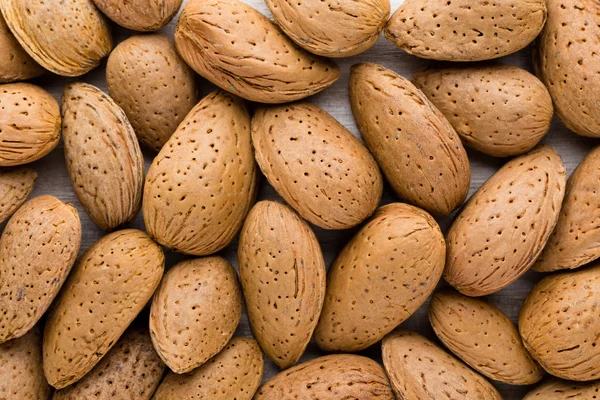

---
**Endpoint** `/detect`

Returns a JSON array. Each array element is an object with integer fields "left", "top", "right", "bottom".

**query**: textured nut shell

[
  {"left": 266, "top": 0, "right": 390, "bottom": 57},
  {"left": 106, "top": 34, "right": 198, "bottom": 152},
  {"left": 445, "top": 145, "right": 566, "bottom": 296},
  {"left": 536, "top": 147, "right": 600, "bottom": 272},
  {"left": 534, "top": 0, "right": 600, "bottom": 137},
  {"left": 0, "top": 14, "right": 42, "bottom": 83},
  {"left": 0, "top": 0, "right": 112, "bottom": 76},
  {"left": 0, "top": 83, "right": 60, "bottom": 166},
  {"left": 43, "top": 229, "right": 164, "bottom": 389},
  {"left": 0, "top": 195, "right": 81, "bottom": 343},
  {"left": 149, "top": 257, "right": 242, "bottom": 374},
  {"left": 314, "top": 203, "right": 445, "bottom": 352},
  {"left": 0, "top": 166, "right": 36, "bottom": 224},
  {"left": 252, "top": 102, "right": 382, "bottom": 229},
  {"left": 524, "top": 379, "right": 600, "bottom": 399},
  {"left": 174, "top": 0, "right": 340, "bottom": 103},
  {"left": 62, "top": 83, "right": 144, "bottom": 231},
  {"left": 254, "top": 354, "right": 394, "bottom": 399},
  {"left": 349, "top": 63, "right": 470, "bottom": 216},
  {"left": 412, "top": 64, "right": 554, "bottom": 157},
  {"left": 519, "top": 263, "right": 600, "bottom": 381},
  {"left": 382, "top": 329, "right": 502, "bottom": 399},
  {"left": 238, "top": 201, "right": 326, "bottom": 369},
  {"left": 53, "top": 326, "right": 165, "bottom": 400},
  {"left": 143, "top": 91, "right": 256, "bottom": 256},
  {"left": 385, "top": 0, "right": 546, "bottom": 61},
  {"left": 92, "top": 0, "right": 182, "bottom": 31},
  {"left": 151, "top": 337, "right": 263, "bottom": 400},
  {"left": 429, "top": 289, "right": 542, "bottom": 385}
]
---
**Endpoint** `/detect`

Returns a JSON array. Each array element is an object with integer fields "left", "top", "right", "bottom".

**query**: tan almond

[
  {"left": 0, "top": 13, "right": 42, "bottom": 83},
  {"left": 92, "top": 0, "right": 182, "bottom": 31},
  {"left": 524, "top": 379, "right": 600, "bottom": 399},
  {"left": 0, "top": 166, "right": 36, "bottom": 224}
]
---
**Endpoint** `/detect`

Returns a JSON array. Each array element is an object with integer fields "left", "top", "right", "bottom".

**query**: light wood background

[{"left": 24, "top": 0, "right": 595, "bottom": 398}]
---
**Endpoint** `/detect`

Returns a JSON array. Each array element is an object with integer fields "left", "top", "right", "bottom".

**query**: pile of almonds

[{"left": 0, "top": 0, "right": 598, "bottom": 398}]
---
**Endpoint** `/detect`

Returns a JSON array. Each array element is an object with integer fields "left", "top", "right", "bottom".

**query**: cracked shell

[
  {"left": 0, "top": 13, "right": 42, "bottom": 83},
  {"left": 92, "top": 0, "right": 182, "bottom": 31},
  {"left": 0, "top": 166, "right": 36, "bottom": 224}
]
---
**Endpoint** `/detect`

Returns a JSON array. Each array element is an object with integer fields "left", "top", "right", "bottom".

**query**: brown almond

[
  {"left": 0, "top": 166, "right": 36, "bottom": 224},
  {"left": 252, "top": 102, "right": 382, "bottom": 230},
  {"left": 519, "top": 262, "right": 600, "bottom": 381},
  {"left": 535, "top": 146, "right": 600, "bottom": 272},
  {"left": 149, "top": 257, "right": 242, "bottom": 374},
  {"left": 143, "top": 90, "right": 256, "bottom": 256},
  {"left": 0, "top": 195, "right": 81, "bottom": 343},
  {"left": 382, "top": 329, "right": 502, "bottom": 399},
  {"left": 62, "top": 82, "right": 144, "bottom": 231},
  {"left": 349, "top": 62, "right": 470, "bottom": 216},
  {"left": 445, "top": 145, "right": 566, "bottom": 296},
  {"left": 43, "top": 229, "right": 164, "bottom": 389},
  {"left": 254, "top": 354, "right": 394, "bottom": 399},
  {"left": 151, "top": 337, "right": 263, "bottom": 400},
  {"left": 238, "top": 201, "right": 326, "bottom": 369},
  {"left": 0, "top": 13, "right": 42, "bottom": 83},
  {"left": 174, "top": 0, "right": 340, "bottom": 103},
  {"left": 0, "top": 83, "right": 60, "bottom": 166},
  {"left": 429, "top": 288, "right": 542, "bottom": 385},
  {"left": 385, "top": 0, "right": 546, "bottom": 61},
  {"left": 314, "top": 203, "right": 445, "bottom": 352},
  {"left": 106, "top": 34, "right": 198, "bottom": 152},
  {"left": 412, "top": 64, "right": 554, "bottom": 157},
  {"left": 92, "top": 0, "right": 182, "bottom": 31},
  {"left": 524, "top": 379, "right": 600, "bottom": 399},
  {"left": 1, "top": 0, "right": 112, "bottom": 76}
]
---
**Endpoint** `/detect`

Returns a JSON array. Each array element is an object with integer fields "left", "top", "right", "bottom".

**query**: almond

[
  {"left": 266, "top": 0, "right": 390, "bottom": 57},
  {"left": 0, "top": 13, "right": 42, "bottom": 83},
  {"left": 429, "top": 288, "right": 542, "bottom": 385},
  {"left": 314, "top": 203, "right": 445, "bottom": 352},
  {"left": 349, "top": 63, "right": 470, "bottom": 216},
  {"left": 254, "top": 354, "right": 394, "bottom": 399},
  {"left": 143, "top": 90, "right": 256, "bottom": 256},
  {"left": 62, "top": 82, "right": 144, "bottom": 231},
  {"left": 43, "top": 229, "right": 164, "bottom": 389},
  {"left": 385, "top": 0, "right": 546, "bottom": 61},
  {"left": 149, "top": 257, "right": 242, "bottom": 374},
  {"left": 238, "top": 200, "right": 326, "bottom": 369},
  {"left": 252, "top": 102, "right": 382, "bottom": 230},
  {"left": 445, "top": 145, "right": 566, "bottom": 296},
  {"left": 92, "top": 0, "right": 182, "bottom": 31},
  {"left": 151, "top": 337, "right": 263, "bottom": 400},
  {"left": 174, "top": 0, "right": 340, "bottom": 103},
  {"left": 0, "top": 195, "right": 81, "bottom": 343},
  {"left": 0, "top": 166, "right": 36, "bottom": 224},
  {"left": 0, "top": 0, "right": 112, "bottom": 76},
  {"left": 0, "top": 83, "right": 60, "bottom": 166},
  {"left": 412, "top": 64, "right": 554, "bottom": 157},
  {"left": 382, "top": 329, "right": 502, "bottom": 399},
  {"left": 524, "top": 379, "right": 600, "bottom": 399}
]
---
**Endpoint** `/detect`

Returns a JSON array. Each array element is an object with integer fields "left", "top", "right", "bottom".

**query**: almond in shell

[
  {"left": 524, "top": 379, "right": 600, "bottom": 399},
  {"left": 92, "top": 0, "right": 182, "bottom": 31},
  {"left": 0, "top": 166, "right": 36, "bottom": 224},
  {"left": 0, "top": 13, "right": 42, "bottom": 83}
]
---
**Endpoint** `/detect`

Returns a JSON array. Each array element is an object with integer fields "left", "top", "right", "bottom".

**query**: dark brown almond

[{"left": 0, "top": 166, "right": 37, "bottom": 224}]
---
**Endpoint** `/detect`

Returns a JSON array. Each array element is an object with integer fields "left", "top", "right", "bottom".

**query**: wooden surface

[{"left": 22, "top": 0, "right": 596, "bottom": 398}]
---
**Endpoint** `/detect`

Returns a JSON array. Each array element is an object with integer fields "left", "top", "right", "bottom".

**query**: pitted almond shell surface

[
  {"left": 0, "top": 166, "right": 36, "bottom": 224},
  {"left": 0, "top": 13, "right": 42, "bottom": 82},
  {"left": 92, "top": 0, "right": 182, "bottom": 31},
  {"left": 523, "top": 379, "right": 600, "bottom": 399}
]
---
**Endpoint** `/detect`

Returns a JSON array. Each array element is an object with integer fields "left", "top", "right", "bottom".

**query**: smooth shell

[
  {"left": 524, "top": 379, "right": 600, "bottom": 399},
  {"left": 0, "top": 13, "right": 42, "bottom": 82},
  {"left": 0, "top": 166, "right": 37, "bottom": 224},
  {"left": 92, "top": 0, "right": 182, "bottom": 31}
]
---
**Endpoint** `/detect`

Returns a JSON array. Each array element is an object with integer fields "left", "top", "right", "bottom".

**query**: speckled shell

[
  {"left": 349, "top": 63, "right": 470, "bottom": 216},
  {"left": 62, "top": 83, "right": 144, "bottom": 231},
  {"left": 92, "top": 0, "right": 182, "bottom": 31},
  {"left": 0, "top": 166, "right": 36, "bottom": 224},
  {"left": 254, "top": 354, "right": 395, "bottom": 399},
  {"left": 106, "top": 34, "right": 198, "bottom": 152},
  {"left": 151, "top": 337, "right": 263, "bottom": 400},
  {"left": 520, "top": 262, "right": 600, "bottom": 381},
  {"left": 266, "top": 0, "right": 390, "bottom": 57},
  {"left": 238, "top": 201, "right": 326, "bottom": 369},
  {"left": 445, "top": 145, "right": 566, "bottom": 296},
  {"left": 429, "top": 289, "right": 542, "bottom": 385},
  {"left": 0, "top": 13, "right": 42, "bottom": 83},
  {"left": 534, "top": 0, "right": 600, "bottom": 137},
  {"left": 43, "top": 229, "right": 164, "bottom": 389},
  {"left": 385, "top": 0, "right": 546, "bottom": 61},
  {"left": 143, "top": 90, "right": 256, "bottom": 256},
  {"left": 0, "top": 83, "right": 60, "bottom": 166},
  {"left": 382, "top": 329, "right": 502, "bottom": 399},
  {"left": 52, "top": 325, "right": 165, "bottom": 400},
  {"left": 149, "top": 257, "right": 242, "bottom": 374},
  {"left": 524, "top": 379, "right": 600, "bottom": 399},
  {"left": 0, "top": 0, "right": 112, "bottom": 76},
  {"left": 314, "top": 203, "right": 445, "bottom": 352},
  {"left": 252, "top": 102, "right": 383, "bottom": 230},
  {"left": 0, "top": 195, "right": 81, "bottom": 344},
  {"left": 412, "top": 64, "right": 554, "bottom": 157},
  {"left": 174, "top": 0, "right": 340, "bottom": 103}
]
